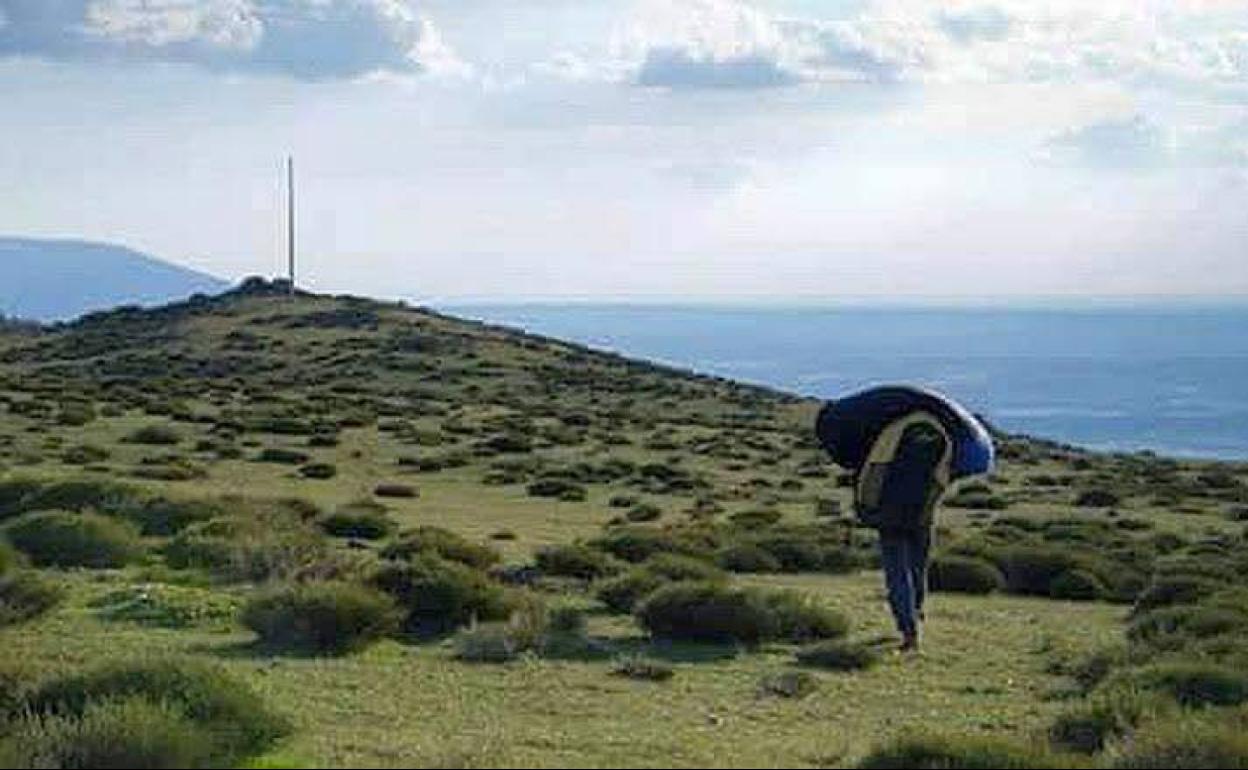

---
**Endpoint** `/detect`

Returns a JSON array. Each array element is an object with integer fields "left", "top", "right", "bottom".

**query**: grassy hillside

[{"left": 0, "top": 280, "right": 1245, "bottom": 768}]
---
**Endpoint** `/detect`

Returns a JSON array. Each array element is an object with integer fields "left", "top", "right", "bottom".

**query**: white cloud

[
  {"left": 569, "top": 0, "right": 1248, "bottom": 89},
  {"left": 0, "top": 0, "right": 466, "bottom": 80},
  {"left": 1045, "top": 114, "right": 1174, "bottom": 169}
]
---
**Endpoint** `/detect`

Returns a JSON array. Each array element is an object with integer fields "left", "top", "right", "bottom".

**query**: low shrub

[
  {"left": 60, "top": 444, "right": 109, "bottom": 465},
  {"left": 23, "top": 658, "right": 288, "bottom": 763},
  {"left": 995, "top": 545, "right": 1090, "bottom": 597},
  {"left": 1048, "top": 688, "right": 1153, "bottom": 754},
  {"left": 242, "top": 581, "right": 398, "bottom": 655},
  {"left": 757, "top": 671, "right": 818, "bottom": 699},
  {"left": 124, "top": 424, "right": 183, "bottom": 446},
  {"left": 795, "top": 639, "right": 880, "bottom": 671},
  {"left": 1132, "top": 576, "right": 1219, "bottom": 616},
  {"left": 319, "top": 508, "right": 394, "bottom": 540},
  {"left": 596, "top": 570, "right": 667, "bottom": 614},
  {"left": 371, "top": 555, "right": 514, "bottom": 635},
  {"left": 636, "top": 582, "right": 847, "bottom": 646},
  {"left": 1125, "top": 662, "right": 1248, "bottom": 707},
  {"left": 374, "top": 483, "right": 418, "bottom": 499},
  {"left": 626, "top": 503, "right": 663, "bottom": 523},
  {"left": 715, "top": 543, "right": 781, "bottom": 573},
  {"left": 1108, "top": 715, "right": 1248, "bottom": 768},
  {"left": 643, "top": 553, "right": 725, "bottom": 582},
  {"left": 610, "top": 656, "right": 674, "bottom": 682},
  {"left": 0, "top": 571, "right": 62, "bottom": 627},
  {"left": 299, "top": 462, "right": 338, "bottom": 480},
  {"left": 453, "top": 621, "right": 531, "bottom": 663},
  {"left": 857, "top": 734, "right": 1065, "bottom": 769},
  {"left": 0, "top": 479, "right": 45, "bottom": 519},
  {"left": 761, "top": 589, "right": 851, "bottom": 642},
  {"left": 534, "top": 543, "right": 619, "bottom": 580},
  {"left": 1049, "top": 569, "right": 1106, "bottom": 601},
  {"left": 591, "top": 526, "right": 709, "bottom": 563},
  {"left": 1076, "top": 489, "right": 1120, "bottom": 508},
  {"left": 382, "top": 526, "right": 499, "bottom": 569},
  {"left": 945, "top": 489, "right": 1010, "bottom": 510},
  {"left": 5, "top": 510, "right": 143, "bottom": 568},
  {"left": 255, "top": 448, "right": 309, "bottom": 465},
  {"left": 526, "top": 478, "right": 588, "bottom": 502},
  {"left": 928, "top": 555, "right": 1004, "bottom": 595},
  {"left": 124, "top": 498, "right": 222, "bottom": 537},
  {"left": 161, "top": 504, "right": 330, "bottom": 583},
  {"left": 0, "top": 696, "right": 216, "bottom": 769},
  {"left": 8, "top": 479, "right": 141, "bottom": 518},
  {"left": 1127, "top": 605, "right": 1248, "bottom": 648}
]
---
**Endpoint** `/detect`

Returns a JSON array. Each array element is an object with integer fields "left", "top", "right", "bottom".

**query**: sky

[{"left": 2, "top": 0, "right": 1247, "bottom": 301}]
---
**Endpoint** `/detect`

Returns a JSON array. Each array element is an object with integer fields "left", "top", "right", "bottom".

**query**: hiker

[
  {"left": 815, "top": 385, "right": 993, "bottom": 653},
  {"left": 854, "top": 412, "right": 952, "bottom": 652}
]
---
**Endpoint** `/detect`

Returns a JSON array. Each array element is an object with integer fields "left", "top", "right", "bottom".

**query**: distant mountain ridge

[{"left": 0, "top": 237, "right": 228, "bottom": 322}]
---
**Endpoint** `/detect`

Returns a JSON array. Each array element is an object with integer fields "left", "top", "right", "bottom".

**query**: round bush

[
  {"left": 371, "top": 556, "right": 514, "bottom": 634},
  {"left": 795, "top": 639, "right": 880, "bottom": 671},
  {"left": 255, "top": 448, "right": 309, "bottom": 465},
  {"left": 24, "top": 658, "right": 288, "bottom": 762},
  {"left": 0, "top": 571, "right": 63, "bottom": 628},
  {"left": 526, "top": 479, "right": 587, "bottom": 502},
  {"left": 637, "top": 582, "right": 847, "bottom": 646},
  {"left": 857, "top": 733, "right": 1064, "bottom": 769},
  {"left": 242, "top": 581, "right": 399, "bottom": 655},
  {"left": 1128, "top": 605, "right": 1248, "bottom": 647},
  {"left": 0, "top": 696, "right": 216, "bottom": 770},
  {"left": 299, "top": 462, "right": 338, "bottom": 480},
  {"left": 374, "top": 483, "right": 418, "bottom": 499},
  {"left": 996, "top": 545, "right": 1090, "bottom": 597},
  {"left": 1132, "top": 577, "right": 1218, "bottom": 616},
  {"left": 1048, "top": 689, "right": 1150, "bottom": 754},
  {"left": 534, "top": 543, "right": 619, "bottom": 580},
  {"left": 5, "top": 511, "right": 143, "bottom": 568},
  {"left": 761, "top": 589, "right": 851, "bottom": 642},
  {"left": 591, "top": 526, "right": 707, "bottom": 563},
  {"left": 319, "top": 509, "right": 394, "bottom": 540},
  {"left": 715, "top": 543, "right": 781, "bottom": 574},
  {"left": 596, "top": 570, "right": 667, "bottom": 614},
  {"left": 1076, "top": 489, "right": 1120, "bottom": 508},
  {"left": 1127, "top": 663, "right": 1248, "bottom": 707},
  {"left": 1049, "top": 569, "right": 1106, "bottom": 601},
  {"left": 929, "top": 555, "right": 1004, "bottom": 595},
  {"left": 642, "top": 553, "right": 725, "bottom": 583},
  {"left": 125, "top": 424, "right": 182, "bottom": 446},
  {"left": 1110, "top": 717, "right": 1248, "bottom": 769},
  {"left": 382, "top": 526, "right": 499, "bottom": 569},
  {"left": 626, "top": 503, "right": 663, "bottom": 523}
]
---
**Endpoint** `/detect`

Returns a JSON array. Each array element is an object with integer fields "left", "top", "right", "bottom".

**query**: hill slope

[
  {"left": 0, "top": 282, "right": 1245, "bottom": 768},
  {"left": 0, "top": 236, "right": 228, "bottom": 321}
]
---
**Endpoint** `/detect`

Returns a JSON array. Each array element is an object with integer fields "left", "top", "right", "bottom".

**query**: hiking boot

[{"left": 899, "top": 633, "right": 920, "bottom": 653}]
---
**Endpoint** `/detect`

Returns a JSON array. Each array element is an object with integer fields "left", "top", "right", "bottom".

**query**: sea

[{"left": 438, "top": 302, "right": 1248, "bottom": 461}]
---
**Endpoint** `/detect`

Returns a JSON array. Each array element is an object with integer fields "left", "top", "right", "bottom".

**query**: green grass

[
  {"left": 0, "top": 285, "right": 1243, "bottom": 768},
  {"left": 1, "top": 569, "right": 1121, "bottom": 767}
]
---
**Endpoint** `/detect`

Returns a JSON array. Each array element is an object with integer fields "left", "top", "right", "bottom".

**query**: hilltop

[
  {"left": 0, "top": 281, "right": 1245, "bottom": 768},
  {"left": 0, "top": 236, "right": 227, "bottom": 322}
]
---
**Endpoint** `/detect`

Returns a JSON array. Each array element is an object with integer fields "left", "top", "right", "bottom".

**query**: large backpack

[{"left": 855, "top": 413, "right": 951, "bottom": 531}]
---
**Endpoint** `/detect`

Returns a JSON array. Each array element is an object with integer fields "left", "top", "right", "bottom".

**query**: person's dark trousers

[{"left": 878, "top": 527, "right": 931, "bottom": 639}]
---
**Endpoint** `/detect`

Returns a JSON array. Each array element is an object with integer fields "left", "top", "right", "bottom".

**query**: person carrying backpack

[
  {"left": 854, "top": 412, "right": 952, "bottom": 652},
  {"left": 815, "top": 385, "right": 994, "bottom": 654}
]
